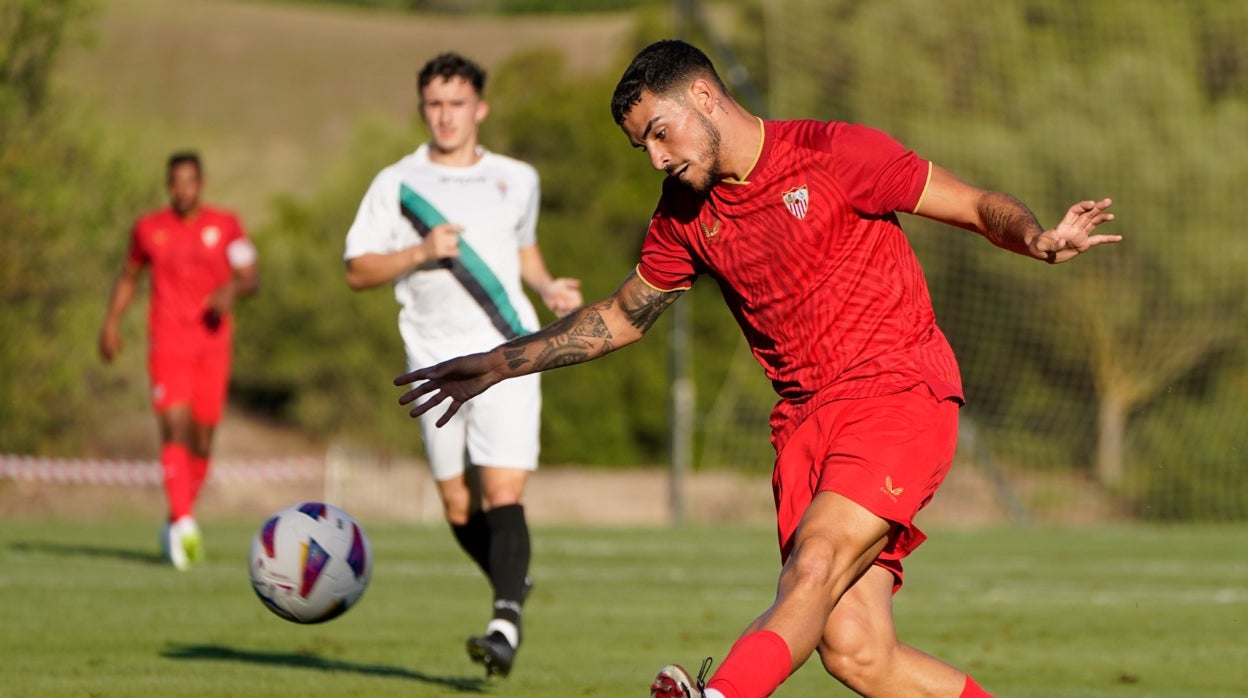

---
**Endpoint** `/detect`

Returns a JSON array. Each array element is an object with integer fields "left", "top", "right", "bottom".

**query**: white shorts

[{"left": 415, "top": 372, "right": 541, "bottom": 481}]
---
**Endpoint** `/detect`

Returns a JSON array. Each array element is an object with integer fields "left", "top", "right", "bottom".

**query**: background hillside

[
  {"left": 55, "top": 0, "right": 636, "bottom": 226},
  {"left": 4, "top": 0, "right": 1247, "bottom": 523}
]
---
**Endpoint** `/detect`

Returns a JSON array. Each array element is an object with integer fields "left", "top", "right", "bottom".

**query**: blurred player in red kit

[{"left": 99, "top": 151, "right": 259, "bottom": 570}]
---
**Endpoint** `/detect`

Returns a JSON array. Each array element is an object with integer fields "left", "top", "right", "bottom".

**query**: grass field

[{"left": 1, "top": 518, "right": 1244, "bottom": 697}]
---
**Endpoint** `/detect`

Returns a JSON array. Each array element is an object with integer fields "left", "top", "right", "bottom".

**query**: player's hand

[
  {"left": 98, "top": 324, "right": 121, "bottom": 363},
  {"left": 205, "top": 284, "right": 237, "bottom": 316},
  {"left": 422, "top": 223, "right": 463, "bottom": 264},
  {"left": 395, "top": 352, "right": 501, "bottom": 427},
  {"left": 541, "top": 277, "right": 583, "bottom": 317},
  {"left": 1030, "top": 198, "right": 1120, "bottom": 264}
]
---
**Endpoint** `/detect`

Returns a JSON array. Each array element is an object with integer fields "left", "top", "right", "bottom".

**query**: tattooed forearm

[
  {"left": 492, "top": 274, "right": 679, "bottom": 376},
  {"left": 978, "top": 191, "right": 1043, "bottom": 253},
  {"left": 502, "top": 346, "right": 530, "bottom": 371},
  {"left": 619, "top": 280, "right": 683, "bottom": 333},
  {"left": 498, "top": 299, "right": 619, "bottom": 373}
]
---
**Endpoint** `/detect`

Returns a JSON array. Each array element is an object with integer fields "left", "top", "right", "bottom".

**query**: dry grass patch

[{"left": 57, "top": 0, "right": 635, "bottom": 223}]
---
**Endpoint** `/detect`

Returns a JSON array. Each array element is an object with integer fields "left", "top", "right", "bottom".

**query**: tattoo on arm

[
  {"left": 619, "top": 280, "right": 682, "bottom": 333},
  {"left": 496, "top": 276, "right": 683, "bottom": 373},
  {"left": 499, "top": 300, "right": 618, "bottom": 372},
  {"left": 978, "top": 191, "right": 1042, "bottom": 252}
]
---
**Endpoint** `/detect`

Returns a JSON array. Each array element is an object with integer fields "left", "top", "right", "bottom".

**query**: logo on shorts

[
  {"left": 152, "top": 383, "right": 165, "bottom": 403},
  {"left": 880, "top": 476, "right": 904, "bottom": 502}
]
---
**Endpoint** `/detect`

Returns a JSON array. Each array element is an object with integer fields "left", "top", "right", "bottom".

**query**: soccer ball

[{"left": 248, "top": 501, "right": 373, "bottom": 624}]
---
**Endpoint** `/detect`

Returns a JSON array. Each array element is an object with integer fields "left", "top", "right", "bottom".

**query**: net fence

[{"left": 695, "top": 0, "right": 1248, "bottom": 523}]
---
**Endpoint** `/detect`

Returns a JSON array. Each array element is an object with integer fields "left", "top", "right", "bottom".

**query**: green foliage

[
  {"left": 234, "top": 45, "right": 758, "bottom": 466},
  {"left": 775, "top": 1, "right": 1248, "bottom": 490},
  {"left": 0, "top": 0, "right": 87, "bottom": 123},
  {"left": 496, "top": 0, "right": 666, "bottom": 12},
  {"left": 239, "top": 0, "right": 667, "bottom": 15},
  {"left": 1128, "top": 346, "right": 1248, "bottom": 520},
  {"left": 6, "top": 0, "right": 1245, "bottom": 516},
  {"left": 230, "top": 118, "right": 420, "bottom": 454},
  {"left": 0, "top": 0, "right": 150, "bottom": 454}
]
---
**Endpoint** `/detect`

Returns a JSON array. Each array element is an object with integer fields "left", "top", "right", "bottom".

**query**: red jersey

[
  {"left": 637, "top": 119, "right": 963, "bottom": 450},
  {"left": 127, "top": 205, "right": 247, "bottom": 353}
]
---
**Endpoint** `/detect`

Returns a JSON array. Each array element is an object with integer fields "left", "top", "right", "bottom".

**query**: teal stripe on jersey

[
  {"left": 454, "top": 241, "right": 526, "bottom": 335},
  {"left": 399, "top": 184, "right": 527, "bottom": 339},
  {"left": 399, "top": 184, "right": 448, "bottom": 229}
]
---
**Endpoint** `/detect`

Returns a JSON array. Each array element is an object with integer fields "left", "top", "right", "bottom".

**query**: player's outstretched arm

[
  {"left": 98, "top": 260, "right": 143, "bottom": 363},
  {"left": 915, "top": 165, "right": 1121, "bottom": 263},
  {"left": 396, "top": 269, "right": 682, "bottom": 426}
]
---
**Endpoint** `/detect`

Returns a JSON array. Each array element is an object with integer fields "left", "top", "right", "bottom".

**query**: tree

[
  {"left": 762, "top": 0, "right": 1248, "bottom": 497},
  {"left": 0, "top": 0, "right": 149, "bottom": 454}
]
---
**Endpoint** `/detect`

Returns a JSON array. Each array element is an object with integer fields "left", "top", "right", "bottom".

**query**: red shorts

[
  {"left": 771, "top": 383, "right": 960, "bottom": 590},
  {"left": 148, "top": 341, "right": 232, "bottom": 425}
]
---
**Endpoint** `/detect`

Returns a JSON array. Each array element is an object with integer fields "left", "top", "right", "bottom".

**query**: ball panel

[
  {"left": 248, "top": 501, "right": 372, "bottom": 624},
  {"left": 258, "top": 515, "right": 279, "bottom": 558},
  {"left": 347, "top": 523, "right": 368, "bottom": 581},
  {"left": 300, "top": 537, "right": 330, "bottom": 598},
  {"left": 296, "top": 501, "right": 328, "bottom": 520}
]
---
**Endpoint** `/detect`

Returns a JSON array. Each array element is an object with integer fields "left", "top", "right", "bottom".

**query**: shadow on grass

[
  {"left": 161, "top": 643, "right": 488, "bottom": 693},
  {"left": 8, "top": 540, "right": 166, "bottom": 565}
]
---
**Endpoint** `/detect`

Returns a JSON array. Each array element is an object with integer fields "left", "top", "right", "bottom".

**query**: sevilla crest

[{"left": 782, "top": 186, "right": 810, "bottom": 220}]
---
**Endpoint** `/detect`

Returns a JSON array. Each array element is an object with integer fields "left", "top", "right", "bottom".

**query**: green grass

[{"left": 1, "top": 519, "right": 1245, "bottom": 696}]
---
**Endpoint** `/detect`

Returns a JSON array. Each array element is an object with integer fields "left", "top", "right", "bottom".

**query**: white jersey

[{"left": 345, "top": 144, "right": 542, "bottom": 366}]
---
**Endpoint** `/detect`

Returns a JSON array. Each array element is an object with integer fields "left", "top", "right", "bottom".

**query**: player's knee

[
  {"left": 481, "top": 491, "right": 523, "bottom": 510},
  {"left": 479, "top": 470, "right": 527, "bottom": 510},
  {"left": 783, "top": 536, "right": 840, "bottom": 597},
  {"left": 438, "top": 489, "right": 473, "bottom": 525}
]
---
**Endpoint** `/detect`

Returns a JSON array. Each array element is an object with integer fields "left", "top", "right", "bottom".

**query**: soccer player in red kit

[
  {"left": 396, "top": 41, "right": 1120, "bottom": 697},
  {"left": 99, "top": 151, "right": 259, "bottom": 571}
]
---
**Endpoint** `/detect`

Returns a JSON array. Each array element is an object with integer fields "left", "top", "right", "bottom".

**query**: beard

[{"left": 685, "top": 111, "right": 724, "bottom": 195}]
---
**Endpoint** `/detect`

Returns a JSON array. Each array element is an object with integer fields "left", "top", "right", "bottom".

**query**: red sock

[
  {"left": 706, "top": 630, "right": 792, "bottom": 698},
  {"left": 189, "top": 454, "right": 210, "bottom": 505},
  {"left": 160, "top": 443, "right": 194, "bottom": 521},
  {"left": 961, "top": 675, "right": 994, "bottom": 697}
]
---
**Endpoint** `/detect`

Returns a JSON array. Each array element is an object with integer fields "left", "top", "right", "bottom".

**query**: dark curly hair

[
  {"left": 610, "top": 40, "right": 726, "bottom": 125},
  {"left": 418, "top": 52, "right": 487, "bottom": 96}
]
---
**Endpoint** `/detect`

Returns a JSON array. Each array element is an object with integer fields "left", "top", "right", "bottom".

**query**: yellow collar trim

[{"left": 722, "top": 117, "right": 765, "bottom": 185}]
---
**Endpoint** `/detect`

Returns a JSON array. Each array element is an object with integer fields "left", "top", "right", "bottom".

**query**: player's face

[
  {"left": 620, "top": 89, "right": 723, "bottom": 194},
  {"left": 166, "top": 162, "right": 202, "bottom": 217},
  {"left": 420, "top": 76, "right": 487, "bottom": 158}
]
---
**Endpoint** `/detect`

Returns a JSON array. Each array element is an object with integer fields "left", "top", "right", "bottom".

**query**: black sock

[
  {"left": 451, "top": 510, "right": 492, "bottom": 577},
  {"left": 485, "top": 503, "right": 530, "bottom": 627}
]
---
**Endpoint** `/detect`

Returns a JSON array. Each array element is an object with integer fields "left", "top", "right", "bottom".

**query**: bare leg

[
  {"left": 741, "top": 491, "right": 891, "bottom": 667},
  {"left": 818, "top": 565, "right": 969, "bottom": 697},
  {"left": 720, "top": 492, "right": 974, "bottom": 697}
]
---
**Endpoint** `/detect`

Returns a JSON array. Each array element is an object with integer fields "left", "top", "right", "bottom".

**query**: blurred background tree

[
  {"left": 3, "top": 0, "right": 1245, "bottom": 520},
  {"left": 1, "top": 0, "right": 150, "bottom": 454}
]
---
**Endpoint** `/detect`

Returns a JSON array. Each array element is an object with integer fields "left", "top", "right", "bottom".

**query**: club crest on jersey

[
  {"left": 699, "top": 219, "right": 722, "bottom": 240},
  {"left": 782, "top": 185, "right": 810, "bottom": 220},
  {"left": 201, "top": 226, "right": 221, "bottom": 248}
]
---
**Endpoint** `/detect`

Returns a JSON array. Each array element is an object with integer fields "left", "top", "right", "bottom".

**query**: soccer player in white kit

[{"left": 343, "top": 52, "right": 581, "bottom": 677}]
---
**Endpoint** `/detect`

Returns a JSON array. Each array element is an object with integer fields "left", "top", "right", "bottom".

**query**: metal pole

[{"left": 667, "top": 0, "right": 697, "bottom": 526}]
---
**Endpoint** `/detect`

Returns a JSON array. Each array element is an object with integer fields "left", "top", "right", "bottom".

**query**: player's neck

[
  {"left": 720, "top": 113, "right": 765, "bottom": 183},
  {"left": 427, "top": 141, "right": 482, "bottom": 168},
  {"left": 173, "top": 204, "right": 202, "bottom": 221}
]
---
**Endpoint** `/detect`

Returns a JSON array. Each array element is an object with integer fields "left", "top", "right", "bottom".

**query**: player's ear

[
  {"left": 688, "top": 77, "right": 716, "bottom": 115},
  {"left": 475, "top": 99, "right": 490, "bottom": 124}
]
